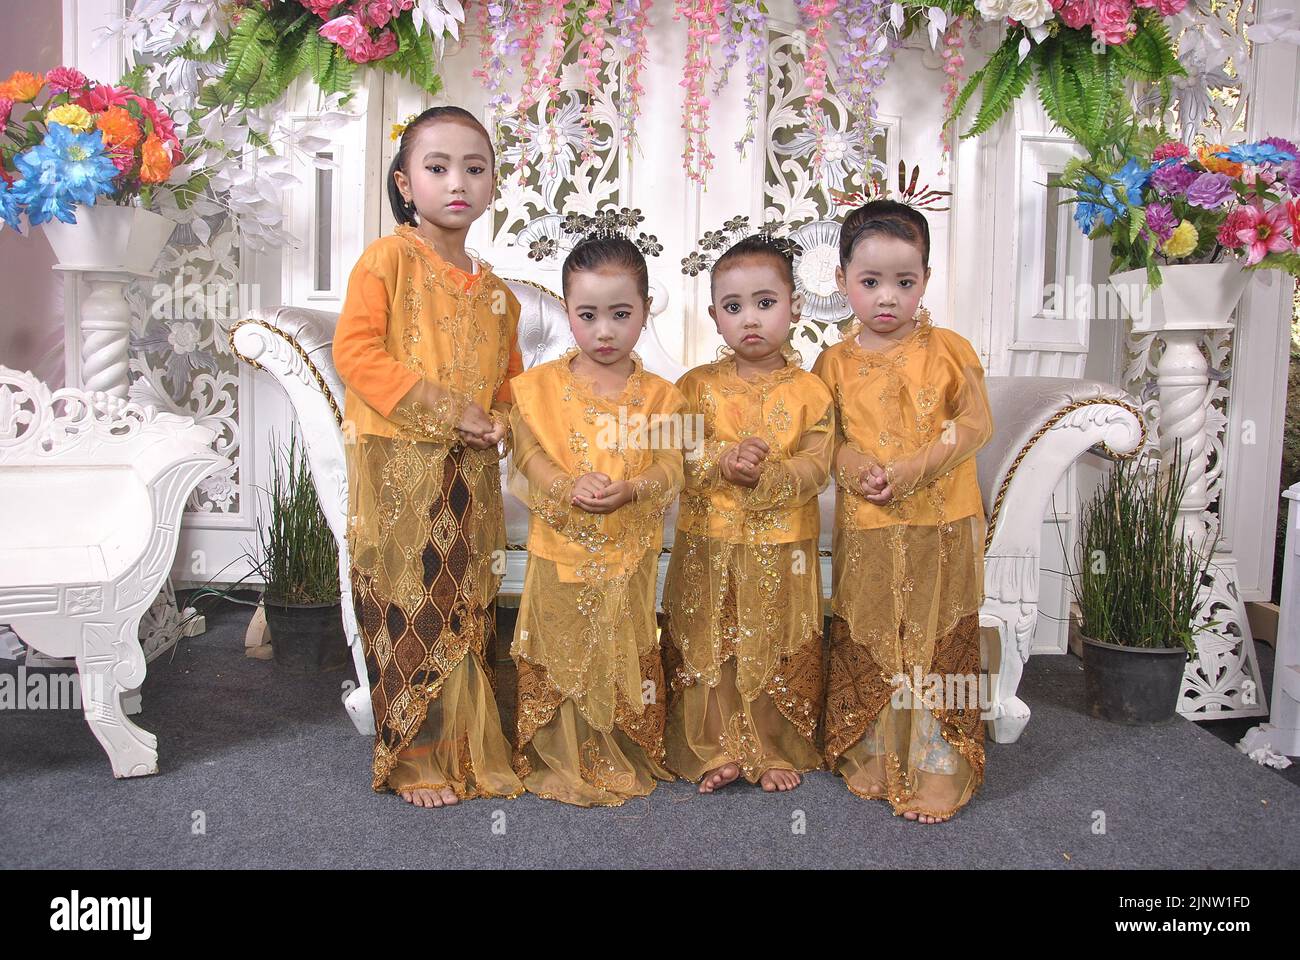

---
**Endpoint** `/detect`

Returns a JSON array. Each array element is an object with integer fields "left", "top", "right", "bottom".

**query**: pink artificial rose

[
  {"left": 358, "top": 0, "right": 395, "bottom": 28},
  {"left": 301, "top": 0, "right": 337, "bottom": 17},
  {"left": 1058, "top": 0, "right": 1092, "bottom": 30},
  {"left": 1091, "top": 0, "right": 1135, "bottom": 46},
  {"left": 0, "top": 98, "right": 12, "bottom": 137},
  {"left": 319, "top": 14, "right": 369, "bottom": 57},
  {"left": 1287, "top": 198, "right": 1300, "bottom": 250},
  {"left": 1132, "top": 0, "right": 1157, "bottom": 7},
  {"left": 1154, "top": 0, "right": 1186, "bottom": 14},
  {"left": 367, "top": 28, "right": 399, "bottom": 61}
]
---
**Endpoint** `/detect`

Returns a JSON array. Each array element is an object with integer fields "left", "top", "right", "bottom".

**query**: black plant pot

[
  {"left": 263, "top": 600, "right": 349, "bottom": 673},
  {"left": 1081, "top": 635, "right": 1188, "bottom": 725}
]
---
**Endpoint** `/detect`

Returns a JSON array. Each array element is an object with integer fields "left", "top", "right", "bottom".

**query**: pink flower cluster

[
  {"left": 1217, "top": 201, "right": 1299, "bottom": 266},
  {"left": 578, "top": 0, "right": 615, "bottom": 155},
  {"left": 675, "top": 0, "right": 726, "bottom": 184},
  {"left": 1049, "top": 0, "right": 1186, "bottom": 46},
  {"left": 310, "top": 0, "right": 414, "bottom": 64},
  {"left": 939, "top": 16, "right": 967, "bottom": 164}
]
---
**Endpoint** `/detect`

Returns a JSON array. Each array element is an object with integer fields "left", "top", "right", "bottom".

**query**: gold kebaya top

[
  {"left": 509, "top": 349, "right": 687, "bottom": 582},
  {"left": 812, "top": 316, "right": 991, "bottom": 531},
  {"left": 333, "top": 224, "right": 524, "bottom": 448},
  {"left": 674, "top": 347, "right": 834, "bottom": 546}
]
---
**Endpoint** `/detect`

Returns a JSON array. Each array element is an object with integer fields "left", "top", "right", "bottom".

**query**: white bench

[
  {"left": 232, "top": 285, "right": 1146, "bottom": 743},
  {"left": 0, "top": 367, "right": 229, "bottom": 777}
]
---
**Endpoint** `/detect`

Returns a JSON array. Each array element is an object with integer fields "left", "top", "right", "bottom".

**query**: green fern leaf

[{"left": 962, "top": 38, "right": 1026, "bottom": 139}]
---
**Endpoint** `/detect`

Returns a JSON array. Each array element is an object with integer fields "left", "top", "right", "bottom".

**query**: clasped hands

[
  {"left": 720, "top": 436, "right": 768, "bottom": 488},
  {"left": 570, "top": 472, "right": 635, "bottom": 514},
  {"left": 856, "top": 461, "right": 894, "bottom": 505},
  {"left": 455, "top": 402, "right": 505, "bottom": 450}
]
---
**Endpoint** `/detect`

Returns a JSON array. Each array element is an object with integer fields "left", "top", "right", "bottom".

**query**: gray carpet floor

[{"left": 2, "top": 596, "right": 1297, "bottom": 870}]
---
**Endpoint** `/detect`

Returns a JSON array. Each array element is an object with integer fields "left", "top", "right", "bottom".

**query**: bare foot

[
  {"left": 699, "top": 763, "right": 741, "bottom": 793},
  {"left": 759, "top": 769, "right": 801, "bottom": 792},
  {"left": 903, "top": 811, "right": 951, "bottom": 824},
  {"left": 399, "top": 787, "right": 460, "bottom": 808}
]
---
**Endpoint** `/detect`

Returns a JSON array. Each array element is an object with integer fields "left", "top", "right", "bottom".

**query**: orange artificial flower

[
  {"left": 0, "top": 71, "right": 45, "bottom": 103},
  {"left": 1199, "top": 143, "right": 1243, "bottom": 177},
  {"left": 139, "top": 134, "right": 173, "bottom": 183},
  {"left": 96, "top": 106, "right": 142, "bottom": 153}
]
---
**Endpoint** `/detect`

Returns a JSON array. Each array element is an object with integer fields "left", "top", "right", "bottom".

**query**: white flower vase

[
  {"left": 1110, "top": 262, "right": 1250, "bottom": 546},
  {"left": 44, "top": 204, "right": 176, "bottom": 400},
  {"left": 43, "top": 204, "right": 176, "bottom": 274},
  {"left": 1110, "top": 262, "right": 1251, "bottom": 335}
]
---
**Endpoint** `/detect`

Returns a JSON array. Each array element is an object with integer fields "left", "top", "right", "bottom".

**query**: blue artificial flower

[
  {"left": 11, "top": 123, "right": 118, "bottom": 226},
  {"left": 1218, "top": 142, "right": 1297, "bottom": 165},
  {"left": 1073, "top": 174, "right": 1124, "bottom": 234},
  {"left": 0, "top": 178, "right": 22, "bottom": 233},
  {"left": 1112, "top": 157, "right": 1151, "bottom": 205}
]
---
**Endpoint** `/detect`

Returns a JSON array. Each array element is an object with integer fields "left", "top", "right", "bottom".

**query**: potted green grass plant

[
  {"left": 254, "top": 430, "right": 347, "bottom": 673},
  {"left": 1069, "top": 442, "right": 1216, "bottom": 724}
]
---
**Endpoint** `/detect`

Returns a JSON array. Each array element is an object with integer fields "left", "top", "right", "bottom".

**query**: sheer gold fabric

[
  {"left": 385, "top": 648, "right": 521, "bottom": 799},
  {"left": 660, "top": 350, "right": 832, "bottom": 781},
  {"left": 813, "top": 316, "right": 992, "bottom": 816},
  {"left": 509, "top": 350, "right": 686, "bottom": 804},
  {"left": 337, "top": 228, "right": 522, "bottom": 797},
  {"left": 826, "top": 614, "right": 985, "bottom": 818}
]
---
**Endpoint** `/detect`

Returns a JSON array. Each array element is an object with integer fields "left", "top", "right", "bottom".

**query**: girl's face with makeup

[
  {"left": 392, "top": 120, "right": 494, "bottom": 232},
  {"left": 708, "top": 256, "right": 795, "bottom": 363},
  {"left": 566, "top": 268, "right": 648, "bottom": 366},
  {"left": 836, "top": 233, "right": 930, "bottom": 345}
]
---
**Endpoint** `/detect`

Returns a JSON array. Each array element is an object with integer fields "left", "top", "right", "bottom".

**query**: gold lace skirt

[
  {"left": 660, "top": 535, "right": 825, "bottom": 782},
  {"left": 824, "top": 613, "right": 985, "bottom": 818},
  {"left": 511, "top": 550, "right": 672, "bottom": 806}
]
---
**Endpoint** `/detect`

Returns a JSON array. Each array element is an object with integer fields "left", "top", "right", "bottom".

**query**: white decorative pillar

[{"left": 53, "top": 268, "right": 141, "bottom": 400}]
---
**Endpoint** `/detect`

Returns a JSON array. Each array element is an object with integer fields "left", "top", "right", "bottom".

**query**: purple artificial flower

[
  {"left": 1144, "top": 201, "right": 1177, "bottom": 243},
  {"left": 1185, "top": 172, "right": 1234, "bottom": 209},
  {"left": 1150, "top": 162, "right": 1198, "bottom": 196},
  {"left": 1278, "top": 159, "right": 1300, "bottom": 193}
]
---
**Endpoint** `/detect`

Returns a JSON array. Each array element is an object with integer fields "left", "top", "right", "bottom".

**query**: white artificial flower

[
  {"left": 976, "top": 0, "right": 1013, "bottom": 20},
  {"left": 1008, "top": 0, "right": 1055, "bottom": 28}
]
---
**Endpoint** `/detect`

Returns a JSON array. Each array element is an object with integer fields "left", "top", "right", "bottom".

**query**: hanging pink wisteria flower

[
  {"left": 795, "top": 0, "right": 838, "bottom": 174},
  {"left": 578, "top": 0, "right": 615, "bottom": 160},
  {"left": 675, "top": 0, "right": 725, "bottom": 183}
]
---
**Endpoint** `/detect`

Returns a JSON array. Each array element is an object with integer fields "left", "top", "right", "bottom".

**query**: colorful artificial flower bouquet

[
  {"left": 0, "top": 68, "right": 185, "bottom": 230},
  {"left": 906, "top": 0, "right": 1186, "bottom": 150},
  {"left": 1060, "top": 128, "right": 1300, "bottom": 285}
]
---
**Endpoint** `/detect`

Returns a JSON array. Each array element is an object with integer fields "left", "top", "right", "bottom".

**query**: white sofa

[
  {"left": 0, "top": 367, "right": 229, "bottom": 777},
  {"left": 231, "top": 281, "right": 1145, "bottom": 743}
]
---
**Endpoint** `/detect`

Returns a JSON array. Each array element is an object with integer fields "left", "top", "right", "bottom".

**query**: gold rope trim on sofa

[
  {"left": 501, "top": 276, "right": 565, "bottom": 306},
  {"left": 228, "top": 317, "right": 346, "bottom": 429},
  {"left": 983, "top": 395, "right": 1148, "bottom": 552}
]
